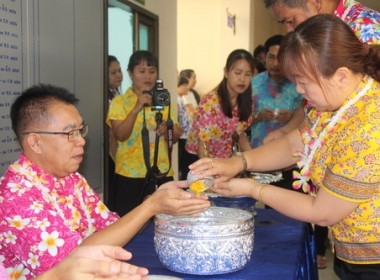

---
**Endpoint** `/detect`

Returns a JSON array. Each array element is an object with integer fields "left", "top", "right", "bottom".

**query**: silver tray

[{"left": 250, "top": 171, "right": 282, "bottom": 184}]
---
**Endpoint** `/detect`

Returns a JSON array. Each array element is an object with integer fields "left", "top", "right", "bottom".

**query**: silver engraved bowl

[{"left": 154, "top": 206, "right": 254, "bottom": 275}]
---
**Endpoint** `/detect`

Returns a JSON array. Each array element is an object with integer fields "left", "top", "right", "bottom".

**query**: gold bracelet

[
  {"left": 258, "top": 184, "right": 268, "bottom": 203},
  {"left": 235, "top": 152, "right": 247, "bottom": 171}
]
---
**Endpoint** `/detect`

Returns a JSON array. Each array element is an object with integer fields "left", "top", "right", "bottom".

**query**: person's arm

[
  {"left": 156, "top": 104, "right": 184, "bottom": 144},
  {"left": 263, "top": 104, "right": 304, "bottom": 144},
  {"left": 111, "top": 108, "right": 139, "bottom": 142},
  {"left": 108, "top": 128, "right": 118, "bottom": 161},
  {"left": 196, "top": 138, "right": 207, "bottom": 158},
  {"left": 36, "top": 245, "right": 149, "bottom": 280},
  {"left": 172, "top": 124, "right": 183, "bottom": 144},
  {"left": 80, "top": 181, "right": 210, "bottom": 247},
  {"left": 112, "top": 93, "right": 152, "bottom": 142},
  {"left": 157, "top": 122, "right": 183, "bottom": 144},
  {"left": 238, "top": 132, "right": 251, "bottom": 152},
  {"left": 185, "top": 104, "right": 197, "bottom": 118},
  {"left": 190, "top": 128, "right": 303, "bottom": 183},
  {"left": 189, "top": 96, "right": 211, "bottom": 158},
  {"left": 212, "top": 178, "right": 358, "bottom": 226}
]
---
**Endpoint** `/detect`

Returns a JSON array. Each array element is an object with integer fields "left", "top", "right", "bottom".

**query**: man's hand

[
  {"left": 37, "top": 245, "right": 149, "bottom": 280},
  {"left": 148, "top": 180, "right": 210, "bottom": 216}
]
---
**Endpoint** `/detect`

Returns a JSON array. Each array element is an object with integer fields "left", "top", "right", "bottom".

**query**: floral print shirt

[
  {"left": 0, "top": 154, "right": 119, "bottom": 279},
  {"left": 186, "top": 91, "right": 253, "bottom": 158},
  {"left": 300, "top": 77, "right": 380, "bottom": 264},
  {"left": 0, "top": 263, "right": 9, "bottom": 280},
  {"left": 177, "top": 95, "right": 191, "bottom": 139},
  {"left": 250, "top": 72, "right": 304, "bottom": 148},
  {"left": 335, "top": 0, "right": 380, "bottom": 44},
  {"left": 106, "top": 87, "right": 177, "bottom": 178}
]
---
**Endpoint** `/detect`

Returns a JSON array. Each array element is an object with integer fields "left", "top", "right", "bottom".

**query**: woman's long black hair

[{"left": 217, "top": 49, "right": 254, "bottom": 121}]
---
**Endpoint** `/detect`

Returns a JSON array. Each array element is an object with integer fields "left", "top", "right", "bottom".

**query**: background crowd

[{"left": 0, "top": 1, "right": 379, "bottom": 280}]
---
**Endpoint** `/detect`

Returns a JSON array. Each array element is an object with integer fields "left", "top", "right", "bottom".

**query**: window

[{"left": 107, "top": 0, "right": 158, "bottom": 92}]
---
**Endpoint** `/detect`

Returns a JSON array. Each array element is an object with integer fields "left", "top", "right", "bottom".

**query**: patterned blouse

[
  {"left": 106, "top": 87, "right": 178, "bottom": 178},
  {"left": 0, "top": 154, "right": 119, "bottom": 279},
  {"left": 335, "top": 0, "right": 380, "bottom": 44},
  {"left": 300, "top": 77, "right": 380, "bottom": 264},
  {"left": 251, "top": 72, "right": 304, "bottom": 148},
  {"left": 177, "top": 95, "right": 191, "bottom": 139},
  {"left": 186, "top": 91, "right": 253, "bottom": 158}
]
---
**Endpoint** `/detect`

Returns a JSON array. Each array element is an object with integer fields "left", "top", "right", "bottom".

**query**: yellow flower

[
  {"left": 210, "top": 125, "right": 222, "bottom": 138},
  {"left": 199, "top": 130, "right": 210, "bottom": 142}
]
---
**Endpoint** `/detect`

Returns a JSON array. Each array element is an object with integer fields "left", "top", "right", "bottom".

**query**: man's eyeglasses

[{"left": 21, "top": 124, "right": 89, "bottom": 142}]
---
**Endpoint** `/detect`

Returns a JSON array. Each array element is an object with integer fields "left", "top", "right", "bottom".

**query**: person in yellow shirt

[
  {"left": 107, "top": 50, "right": 183, "bottom": 216},
  {"left": 191, "top": 14, "right": 380, "bottom": 280}
]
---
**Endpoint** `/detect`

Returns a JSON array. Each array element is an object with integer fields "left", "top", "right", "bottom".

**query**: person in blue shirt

[{"left": 250, "top": 34, "right": 304, "bottom": 149}]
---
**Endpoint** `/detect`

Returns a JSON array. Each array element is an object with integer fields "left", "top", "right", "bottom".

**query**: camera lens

[{"left": 155, "top": 91, "right": 170, "bottom": 106}]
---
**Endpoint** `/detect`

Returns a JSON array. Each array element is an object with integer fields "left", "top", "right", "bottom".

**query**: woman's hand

[
  {"left": 212, "top": 178, "right": 258, "bottom": 198},
  {"left": 148, "top": 180, "right": 210, "bottom": 216},
  {"left": 189, "top": 157, "right": 243, "bottom": 183},
  {"left": 134, "top": 92, "right": 152, "bottom": 112}
]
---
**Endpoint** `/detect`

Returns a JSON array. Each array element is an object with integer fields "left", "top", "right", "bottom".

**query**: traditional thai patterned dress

[{"left": 298, "top": 76, "right": 380, "bottom": 263}]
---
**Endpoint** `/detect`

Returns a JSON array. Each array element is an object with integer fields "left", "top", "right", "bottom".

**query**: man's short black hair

[
  {"left": 10, "top": 84, "right": 78, "bottom": 143},
  {"left": 264, "top": 34, "right": 284, "bottom": 54}
]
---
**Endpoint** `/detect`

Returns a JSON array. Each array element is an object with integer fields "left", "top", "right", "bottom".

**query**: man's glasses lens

[{"left": 68, "top": 125, "right": 89, "bottom": 141}]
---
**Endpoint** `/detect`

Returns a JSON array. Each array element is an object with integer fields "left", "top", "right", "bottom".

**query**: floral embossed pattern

[{"left": 154, "top": 207, "right": 254, "bottom": 275}]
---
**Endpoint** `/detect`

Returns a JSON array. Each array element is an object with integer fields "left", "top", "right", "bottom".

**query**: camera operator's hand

[
  {"left": 155, "top": 122, "right": 167, "bottom": 137},
  {"left": 134, "top": 92, "right": 152, "bottom": 111}
]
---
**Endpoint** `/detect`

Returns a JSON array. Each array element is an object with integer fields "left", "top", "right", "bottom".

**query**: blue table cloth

[{"left": 125, "top": 209, "right": 318, "bottom": 280}]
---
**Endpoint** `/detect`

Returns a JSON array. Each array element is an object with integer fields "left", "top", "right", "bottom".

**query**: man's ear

[
  {"left": 25, "top": 133, "right": 43, "bottom": 154},
  {"left": 309, "top": 0, "right": 321, "bottom": 12}
]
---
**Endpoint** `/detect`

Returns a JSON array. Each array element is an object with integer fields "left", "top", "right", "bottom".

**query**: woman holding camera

[
  {"left": 185, "top": 49, "right": 255, "bottom": 159},
  {"left": 107, "top": 50, "right": 183, "bottom": 216}
]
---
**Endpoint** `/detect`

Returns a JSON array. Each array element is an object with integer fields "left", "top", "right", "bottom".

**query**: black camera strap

[
  {"left": 142, "top": 108, "right": 151, "bottom": 171},
  {"left": 165, "top": 118, "right": 173, "bottom": 173},
  {"left": 141, "top": 106, "right": 173, "bottom": 183}
]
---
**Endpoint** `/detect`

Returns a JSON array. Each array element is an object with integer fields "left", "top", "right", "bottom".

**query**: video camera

[{"left": 144, "top": 79, "right": 170, "bottom": 109}]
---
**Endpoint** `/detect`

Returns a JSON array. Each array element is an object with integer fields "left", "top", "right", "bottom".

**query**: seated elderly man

[{"left": 0, "top": 84, "right": 210, "bottom": 279}]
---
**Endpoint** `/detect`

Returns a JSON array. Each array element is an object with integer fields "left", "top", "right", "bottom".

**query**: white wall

[
  {"left": 361, "top": 0, "right": 380, "bottom": 11},
  {"left": 0, "top": 0, "right": 105, "bottom": 192},
  {"left": 177, "top": 0, "right": 221, "bottom": 95},
  {"left": 145, "top": 0, "right": 178, "bottom": 103},
  {"left": 177, "top": 0, "right": 285, "bottom": 95}
]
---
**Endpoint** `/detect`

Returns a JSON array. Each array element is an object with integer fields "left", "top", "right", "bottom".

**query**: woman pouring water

[{"left": 190, "top": 14, "right": 380, "bottom": 280}]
